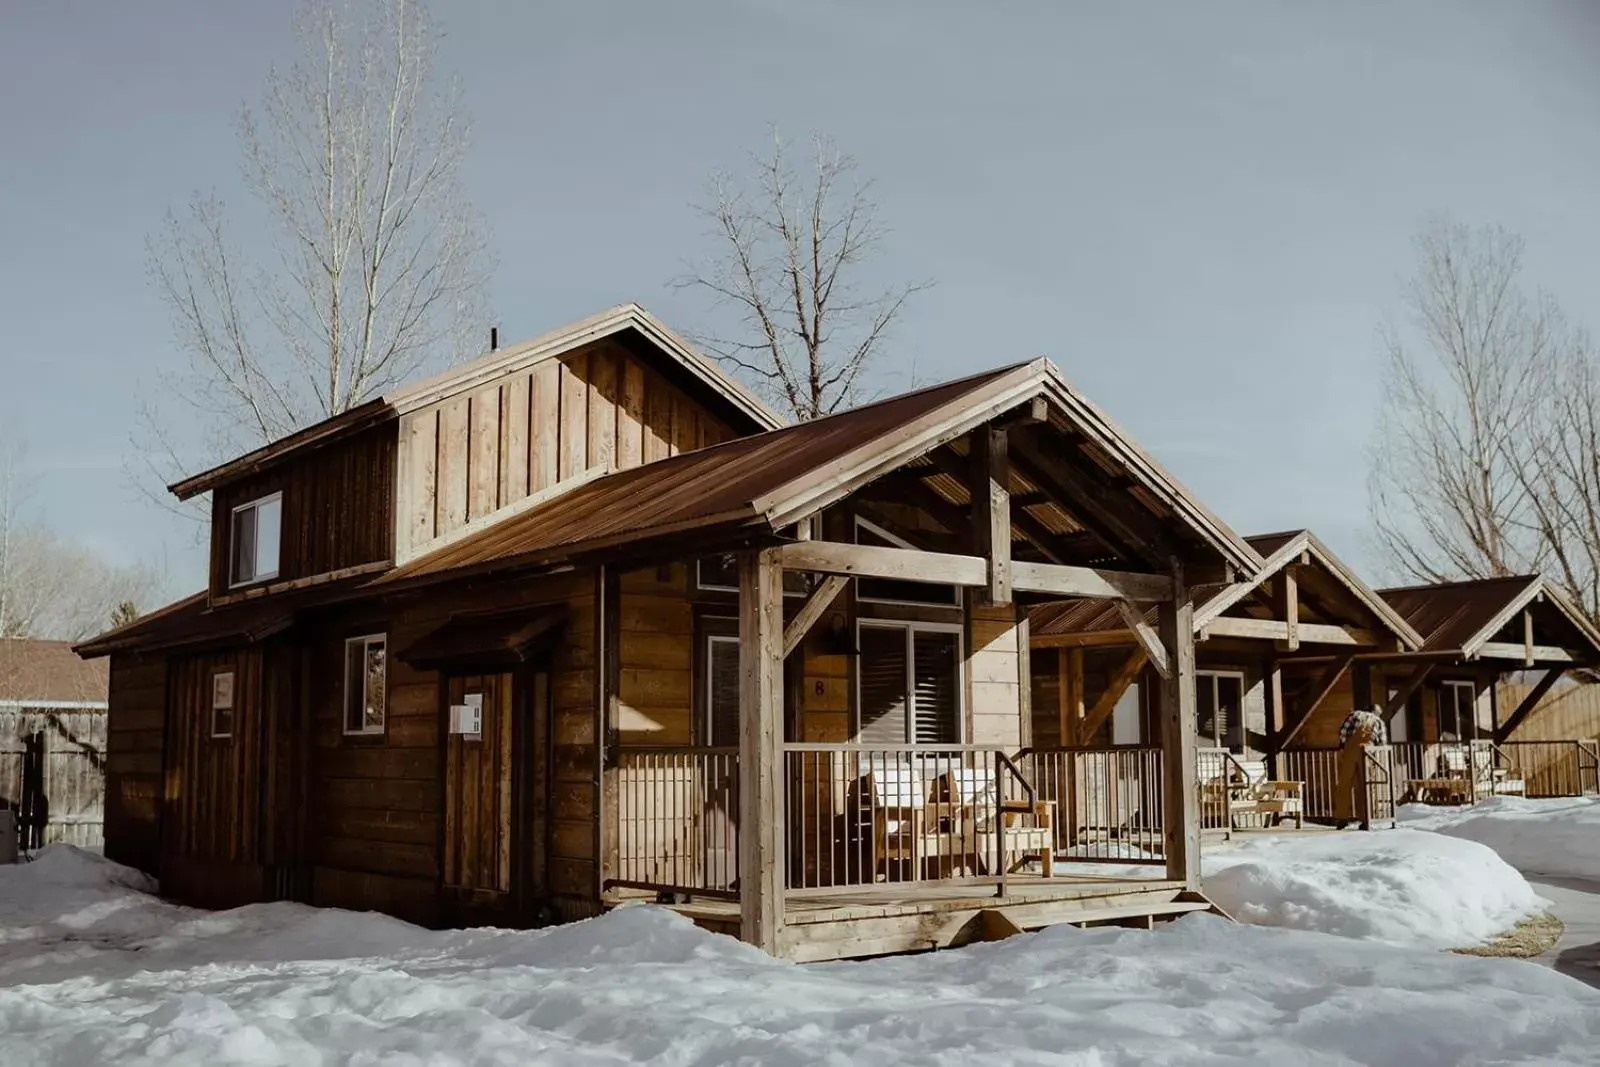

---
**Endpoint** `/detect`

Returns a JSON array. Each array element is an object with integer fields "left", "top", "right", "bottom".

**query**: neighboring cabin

[{"left": 0, "top": 638, "right": 108, "bottom": 848}]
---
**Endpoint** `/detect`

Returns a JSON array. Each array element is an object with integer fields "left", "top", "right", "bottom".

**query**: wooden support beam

[
  {"left": 1009, "top": 440, "right": 1172, "bottom": 567},
  {"left": 971, "top": 426, "right": 1012, "bottom": 605},
  {"left": 774, "top": 541, "right": 1171, "bottom": 601},
  {"left": 922, "top": 445, "right": 1066, "bottom": 564},
  {"left": 1495, "top": 667, "right": 1565, "bottom": 742},
  {"left": 1277, "top": 569, "right": 1300, "bottom": 651},
  {"left": 1381, "top": 663, "right": 1433, "bottom": 720},
  {"left": 1115, "top": 599, "right": 1170, "bottom": 678},
  {"left": 1272, "top": 653, "right": 1355, "bottom": 752},
  {"left": 1524, "top": 609, "right": 1535, "bottom": 668},
  {"left": 1198, "top": 616, "right": 1378, "bottom": 647},
  {"left": 739, "top": 548, "right": 785, "bottom": 953},
  {"left": 1157, "top": 564, "right": 1200, "bottom": 886},
  {"left": 1062, "top": 647, "right": 1085, "bottom": 745},
  {"left": 1082, "top": 647, "right": 1147, "bottom": 740},
  {"left": 1477, "top": 642, "right": 1574, "bottom": 664},
  {"left": 1264, "top": 659, "right": 1284, "bottom": 777},
  {"left": 781, "top": 574, "right": 849, "bottom": 658}
]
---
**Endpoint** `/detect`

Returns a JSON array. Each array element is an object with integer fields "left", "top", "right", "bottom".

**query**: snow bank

[
  {"left": 0, "top": 847, "right": 1597, "bottom": 1065},
  {"left": 1401, "top": 796, "right": 1600, "bottom": 882},
  {"left": 1200, "top": 830, "right": 1546, "bottom": 948}
]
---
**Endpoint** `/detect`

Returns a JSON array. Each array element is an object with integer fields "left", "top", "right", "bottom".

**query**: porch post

[
  {"left": 1158, "top": 561, "right": 1201, "bottom": 885},
  {"left": 738, "top": 547, "right": 785, "bottom": 953}
]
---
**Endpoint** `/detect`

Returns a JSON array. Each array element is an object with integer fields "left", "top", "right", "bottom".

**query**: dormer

[{"left": 169, "top": 305, "right": 784, "bottom": 604}]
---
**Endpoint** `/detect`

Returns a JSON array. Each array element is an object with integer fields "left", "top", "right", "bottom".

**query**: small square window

[
  {"left": 230, "top": 493, "right": 282, "bottom": 587},
  {"left": 211, "top": 671, "right": 235, "bottom": 739},
  {"left": 344, "top": 635, "right": 387, "bottom": 735}
]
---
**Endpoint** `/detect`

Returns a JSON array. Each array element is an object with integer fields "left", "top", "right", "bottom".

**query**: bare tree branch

[
  {"left": 1369, "top": 216, "right": 1600, "bottom": 633},
  {"left": 137, "top": 0, "right": 492, "bottom": 518},
  {"left": 677, "top": 130, "right": 930, "bottom": 420}
]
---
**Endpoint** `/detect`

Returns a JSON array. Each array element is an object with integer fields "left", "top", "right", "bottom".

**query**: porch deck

[{"left": 637, "top": 873, "right": 1209, "bottom": 962}]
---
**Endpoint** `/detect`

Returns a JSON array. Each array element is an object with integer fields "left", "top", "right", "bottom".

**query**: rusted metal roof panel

[
  {"left": 1379, "top": 576, "right": 1543, "bottom": 654},
  {"left": 381, "top": 368, "right": 1021, "bottom": 582}
]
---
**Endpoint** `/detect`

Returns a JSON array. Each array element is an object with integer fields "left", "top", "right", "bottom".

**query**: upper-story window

[{"left": 231, "top": 493, "right": 282, "bottom": 587}]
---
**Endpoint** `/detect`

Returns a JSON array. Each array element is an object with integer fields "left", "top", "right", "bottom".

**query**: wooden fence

[
  {"left": 1500, "top": 681, "right": 1600, "bottom": 744},
  {"left": 0, "top": 707, "right": 107, "bottom": 849}
]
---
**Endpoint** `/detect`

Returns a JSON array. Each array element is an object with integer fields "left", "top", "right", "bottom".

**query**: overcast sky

[{"left": 3, "top": 1, "right": 1598, "bottom": 599}]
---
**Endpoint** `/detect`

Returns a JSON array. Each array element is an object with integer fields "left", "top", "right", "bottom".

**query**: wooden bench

[{"left": 936, "top": 768, "right": 1056, "bottom": 877}]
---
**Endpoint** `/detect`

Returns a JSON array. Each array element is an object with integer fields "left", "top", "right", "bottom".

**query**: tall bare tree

[
  {"left": 680, "top": 132, "right": 930, "bottom": 420},
  {"left": 1368, "top": 217, "right": 1600, "bottom": 624},
  {"left": 141, "top": 0, "right": 490, "bottom": 503}
]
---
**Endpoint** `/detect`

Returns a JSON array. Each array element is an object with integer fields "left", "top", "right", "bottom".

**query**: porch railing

[
  {"left": 1497, "top": 739, "right": 1600, "bottom": 798},
  {"left": 782, "top": 744, "right": 1038, "bottom": 895},
  {"left": 612, "top": 746, "right": 740, "bottom": 899},
  {"left": 1021, "top": 746, "right": 1164, "bottom": 861},
  {"left": 1277, "top": 746, "right": 1397, "bottom": 826}
]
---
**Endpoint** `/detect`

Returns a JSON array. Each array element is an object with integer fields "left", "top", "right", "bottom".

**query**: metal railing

[
  {"left": 612, "top": 746, "right": 740, "bottom": 899},
  {"left": 1276, "top": 746, "right": 1396, "bottom": 826},
  {"left": 1021, "top": 746, "right": 1164, "bottom": 861},
  {"left": 1492, "top": 740, "right": 1599, "bottom": 799},
  {"left": 1197, "top": 747, "right": 1243, "bottom": 834},
  {"left": 782, "top": 744, "right": 1044, "bottom": 895}
]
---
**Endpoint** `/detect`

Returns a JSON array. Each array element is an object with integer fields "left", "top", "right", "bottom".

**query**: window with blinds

[
  {"left": 1196, "top": 671, "right": 1244, "bottom": 750},
  {"left": 707, "top": 635, "right": 741, "bottom": 747},
  {"left": 857, "top": 622, "right": 961, "bottom": 745}
]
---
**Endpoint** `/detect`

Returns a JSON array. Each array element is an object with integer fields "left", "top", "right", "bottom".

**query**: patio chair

[{"left": 1226, "top": 759, "right": 1304, "bottom": 830}]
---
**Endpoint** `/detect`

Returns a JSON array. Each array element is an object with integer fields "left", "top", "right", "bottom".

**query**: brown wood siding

[
  {"left": 1504, "top": 681, "right": 1600, "bottom": 742},
  {"left": 303, "top": 570, "right": 598, "bottom": 925},
  {"left": 105, "top": 652, "right": 166, "bottom": 874},
  {"left": 209, "top": 421, "right": 396, "bottom": 597},
  {"left": 161, "top": 646, "right": 270, "bottom": 906},
  {"left": 393, "top": 340, "right": 737, "bottom": 560},
  {"left": 617, "top": 566, "right": 695, "bottom": 745}
]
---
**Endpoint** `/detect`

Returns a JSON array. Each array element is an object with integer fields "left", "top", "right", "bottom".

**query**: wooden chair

[
  {"left": 1408, "top": 747, "right": 1476, "bottom": 804},
  {"left": 935, "top": 768, "right": 1056, "bottom": 877},
  {"left": 1226, "top": 759, "right": 1304, "bottom": 830},
  {"left": 859, "top": 761, "right": 929, "bottom": 881},
  {"left": 1471, "top": 745, "right": 1526, "bottom": 798}
]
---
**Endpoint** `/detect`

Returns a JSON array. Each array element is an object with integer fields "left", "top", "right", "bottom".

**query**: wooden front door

[{"left": 443, "top": 672, "right": 516, "bottom": 903}]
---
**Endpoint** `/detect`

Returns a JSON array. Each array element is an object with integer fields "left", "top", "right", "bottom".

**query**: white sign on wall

[{"left": 450, "top": 691, "right": 484, "bottom": 739}]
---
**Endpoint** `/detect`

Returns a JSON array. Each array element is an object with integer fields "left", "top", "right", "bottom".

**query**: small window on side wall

[
  {"left": 344, "top": 634, "right": 387, "bottom": 735},
  {"left": 211, "top": 671, "right": 235, "bottom": 738},
  {"left": 231, "top": 493, "right": 282, "bottom": 587}
]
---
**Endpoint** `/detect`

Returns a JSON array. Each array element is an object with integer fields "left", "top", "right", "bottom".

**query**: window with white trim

[
  {"left": 857, "top": 620, "right": 963, "bottom": 745},
  {"left": 230, "top": 492, "right": 282, "bottom": 587},
  {"left": 344, "top": 634, "right": 387, "bottom": 735},
  {"left": 695, "top": 554, "right": 811, "bottom": 597},
  {"left": 1438, "top": 680, "right": 1478, "bottom": 742},
  {"left": 211, "top": 671, "right": 235, "bottom": 739},
  {"left": 1196, "top": 670, "right": 1244, "bottom": 750},
  {"left": 853, "top": 517, "right": 961, "bottom": 607}
]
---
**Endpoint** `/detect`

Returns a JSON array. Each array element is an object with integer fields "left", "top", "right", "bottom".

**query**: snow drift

[
  {"left": 1200, "top": 829, "right": 1547, "bottom": 948},
  {"left": 0, "top": 846, "right": 1596, "bottom": 1065},
  {"left": 1401, "top": 796, "right": 1600, "bottom": 883}
]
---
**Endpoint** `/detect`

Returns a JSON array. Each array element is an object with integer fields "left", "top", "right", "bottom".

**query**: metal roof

[
  {"left": 379, "top": 359, "right": 1265, "bottom": 586},
  {"left": 1377, "top": 574, "right": 1600, "bottom": 659}
]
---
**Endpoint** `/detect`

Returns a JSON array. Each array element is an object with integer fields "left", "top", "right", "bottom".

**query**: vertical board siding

[
  {"left": 393, "top": 341, "right": 737, "bottom": 558},
  {"left": 0, "top": 708, "right": 107, "bottom": 849},
  {"left": 443, "top": 672, "right": 514, "bottom": 895},
  {"left": 1502, "top": 681, "right": 1600, "bottom": 742},
  {"left": 163, "top": 647, "right": 265, "bottom": 875},
  {"left": 209, "top": 420, "right": 397, "bottom": 597},
  {"left": 105, "top": 652, "right": 166, "bottom": 873}
]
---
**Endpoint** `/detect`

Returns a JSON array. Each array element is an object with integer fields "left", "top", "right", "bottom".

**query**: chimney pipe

[{"left": 490, "top": 326, "right": 500, "bottom": 351}]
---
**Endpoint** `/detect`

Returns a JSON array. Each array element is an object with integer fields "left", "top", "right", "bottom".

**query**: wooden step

[{"left": 1047, "top": 899, "right": 1213, "bottom": 929}]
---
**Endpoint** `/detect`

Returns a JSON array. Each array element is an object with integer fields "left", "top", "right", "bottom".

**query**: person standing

[{"left": 1335, "top": 708, "right": 1387, "bottom": 829}]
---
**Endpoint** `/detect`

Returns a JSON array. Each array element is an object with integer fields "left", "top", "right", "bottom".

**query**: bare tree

[
  {"left": 0, "top": 441, "right": 166, "bottom": 641},
  {"left": 141, "top": 0, "right": 490, "bottom": 505},
  {"left": 1368, "top": 217, "right": 1600, "bottom": 624},
  {"left": 680, "top": 132, "right": 930, "bottom": 420}
]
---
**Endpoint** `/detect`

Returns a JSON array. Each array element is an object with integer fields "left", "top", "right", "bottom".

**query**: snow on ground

[
  {"left": 1401, "top": 796, "right": 1600, "bottom": 882},
  {"left": 1, "top": 847, "right": 1598, "bottom": 1065},
  {"left": 1199, "top": 830, "right": 1547, "bottom": 949}
]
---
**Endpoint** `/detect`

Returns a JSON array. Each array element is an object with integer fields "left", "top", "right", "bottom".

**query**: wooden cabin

[
  {"left": 1027, "top": 529, "right": 1422, "bottom": 827},
  {"left": 77, "top": 304, "right": 1266, "bottom": 961}
]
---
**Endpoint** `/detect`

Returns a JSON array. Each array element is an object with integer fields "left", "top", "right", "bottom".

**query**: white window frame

[
  {"left": 852, "top": 516, "right": 962, "bottom": 608},
  {"left": 704, "top": 633, "right": 741, "bottom": 746},
  {"left": 1196, "top": 669, "right": 1246, "bottom": 750},
  {"left": 1440, "top": 680, "right": 1478, "bottom": 741},
  {"left": 854, "top": 618, "right": 966, "bottom": 744},
  {"left": 211, "top": 670, "right": 235, "bottom": 739},
  {"left": 695, "top": 556, "right": 809, "bottom": 598},
  {"left": 229, "top": 491, "right": 283, "bottom": 588},
  {"left": 343, "top": 633, "right": 388, "bottom": 736}
]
